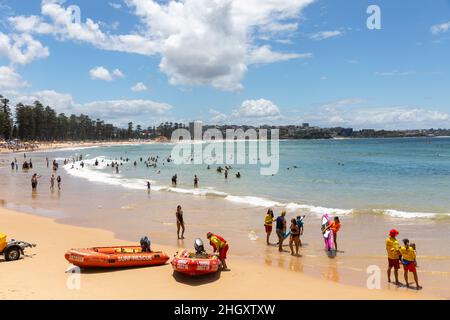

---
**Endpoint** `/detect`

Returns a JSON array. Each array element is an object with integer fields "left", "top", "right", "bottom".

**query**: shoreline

[
  {"left": 2, "top": 135, "right": 449, "bottom": 155},
  {"left": 0, "top": 207, "right": 438, "bottom": 300},
  {"left": 0, "top": 139, "right": 164, "bottom": 155}
]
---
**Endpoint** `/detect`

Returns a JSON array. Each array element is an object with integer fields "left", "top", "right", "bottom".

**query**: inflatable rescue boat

[
  {"left": 65, "top": 246, "right": 169, "bottom": 268},
  {"left": 171, "top": 249, "right": 220, "bottom": 276}
]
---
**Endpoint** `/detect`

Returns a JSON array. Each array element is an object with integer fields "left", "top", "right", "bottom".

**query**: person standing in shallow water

[
  {"left": 57, "top": 176, "right": 62, "bottom": 190},
  {"left": 31, "top": 173, "right": 40, "bottom": 191},
  {"left": 176, "top": 205, "right": 185, "bottom": 239},
  {"left": 194, "top": 175, "right": 199, "bottom": 188},
  {"left": 50, "top": 174, "right": 55, "bottom": 190}
]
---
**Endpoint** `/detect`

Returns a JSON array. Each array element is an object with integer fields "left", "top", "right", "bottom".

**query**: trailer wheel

[{"left": 5, "top": 246, "right": 21, "bottom": 261}]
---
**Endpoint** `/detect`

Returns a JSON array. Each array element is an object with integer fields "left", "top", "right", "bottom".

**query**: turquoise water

[{"left": 57, "top": 137, "right": 450, "bottom": 219}]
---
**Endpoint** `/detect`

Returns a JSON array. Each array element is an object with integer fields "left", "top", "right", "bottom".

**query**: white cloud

[
  {"left": 375, "top": 70, "right": 415, "bottom": 76},
  {"left": 247, "top": 45, "right": 312, "bottom": 64},
  {"left": 9, "top": 0, "right": 315, "bottom": 91},
  {"left": 131, "top": 82, "right": 148, "bottom": 92},
  {"left": 310, "top": 30, "right": 342, "bottom": 40},
  {"left": 6, "top": 89, "right": 173, "bottom": 127},
  {"left": 0, "top": 66, "right": 28, "bottom": 89},
  {"left": 207, "top": 99, "right": 283, "bottom": 124},
  {"left": 304, "top": 98, "right": 450, "bottom": 129},
  {"left": 431, "top": 21, "right": 450, "bottom": 35},
  {"left": 0, "top": 32, "right": 49, "bottom": 65},
  {"left": 109, "top": 2, "right": 122, "bottom": 10},
  {"left": 112, "top": 68, "right": 124, "bottom": 78},
  {"left": 232, "top": 99, "right": 281, "bottom": 119},
  {"left": 89, "top": 66, "right": 124, "bottom": 81},
  {"left": 209, "top": 108, "right": 228, "bottom": 123}
]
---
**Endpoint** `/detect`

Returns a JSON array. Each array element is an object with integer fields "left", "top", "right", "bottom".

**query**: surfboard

[{"left": 321, "top": 214, "right": 336, "bottom": 256}]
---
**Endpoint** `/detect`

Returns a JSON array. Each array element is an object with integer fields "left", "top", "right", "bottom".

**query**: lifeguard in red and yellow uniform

[{"left": 207, "top": 232, "right": 229, "bottom": 271}]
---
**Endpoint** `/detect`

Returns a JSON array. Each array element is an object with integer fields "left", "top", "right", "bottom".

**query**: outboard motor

[
  {"left": 140, "top": 236, "right": 151, "bottom": 252},
  {"left": 194, "top": 238, "right": 205, "bottom": 254}
]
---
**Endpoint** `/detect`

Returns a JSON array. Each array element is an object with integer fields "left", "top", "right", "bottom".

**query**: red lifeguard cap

[{"left": 389, "top": 229, "right": 399, "bottom": 237}]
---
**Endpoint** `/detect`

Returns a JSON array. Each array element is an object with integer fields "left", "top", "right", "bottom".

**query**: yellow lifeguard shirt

[
  {"left": 385, "top": 237, "right": 400, "bottom": 260},
  {"left": 400, "top": 246, "right": 416, "bottom": 262}
]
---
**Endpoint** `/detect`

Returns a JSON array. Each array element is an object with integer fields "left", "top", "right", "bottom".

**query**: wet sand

[{"left": 0, "top": 208, "right": 437, "bottom": 300}]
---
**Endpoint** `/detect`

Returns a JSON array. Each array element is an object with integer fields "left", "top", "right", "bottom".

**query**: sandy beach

[
  {"left": 1, "top": 207, "right": 437, "bottom": 300},
  {"left": 0, "top": 140, "right": 161, "bottom": 155}
]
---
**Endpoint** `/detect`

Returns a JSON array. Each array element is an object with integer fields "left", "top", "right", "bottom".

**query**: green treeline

[{"left": 0, "top": 94, "right": 185, "bottom": 141}]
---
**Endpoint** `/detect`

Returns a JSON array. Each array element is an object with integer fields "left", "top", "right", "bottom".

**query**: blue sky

[{"left": 1, "top": 0, "right": 450, "bottom": 129}]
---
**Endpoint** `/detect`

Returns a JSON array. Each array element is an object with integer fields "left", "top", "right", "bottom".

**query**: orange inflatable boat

[
  {"left": 65, "top": 246, "right": 169, "bottom": 268},
  {"left": 171, "top": 249, "right": 220, "bottom": 276}
]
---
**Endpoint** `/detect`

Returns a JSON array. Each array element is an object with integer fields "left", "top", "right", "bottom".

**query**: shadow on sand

[
  {"left": 73, "top": 263, "right": 170, "bottom": 274},
  {"left": 172, "top": 270, "right": 221, "bottom": 286}
]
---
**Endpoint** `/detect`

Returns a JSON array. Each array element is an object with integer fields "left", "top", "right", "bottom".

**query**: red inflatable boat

[
  {"left": 65, "top": 246, "right": 169, "bottom": 268},
  {"left": 171, "top": 249, "right": 220, "bottom": 276}
]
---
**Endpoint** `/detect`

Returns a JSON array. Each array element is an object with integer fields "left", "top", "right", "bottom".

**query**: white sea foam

[
  {"left": 379, "top": 209, "right": 450, "bottom": 219},
  {"left": 63, "top": 157, "right": 448, "bottom": 220},
  {"left": 285, "top": 202, "right": 353, "bottom": 216},
  {"left": 225, "top": 195, "right": 282, "bottom": 208}
]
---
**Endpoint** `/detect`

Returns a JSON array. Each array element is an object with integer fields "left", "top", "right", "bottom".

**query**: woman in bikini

[{"left": 176, "top": 205, "right": 185, "bottom": 239}]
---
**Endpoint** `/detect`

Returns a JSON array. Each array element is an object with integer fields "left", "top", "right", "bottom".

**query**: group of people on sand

[
  {"left": 265, "top": 209, "right": 327, "bottom": 257},
  {"left": 386, "top": 229, "right": 422, "bottom": 289},
  {"left": 174, "top": 204, "right": 229, "bottom": 271}
]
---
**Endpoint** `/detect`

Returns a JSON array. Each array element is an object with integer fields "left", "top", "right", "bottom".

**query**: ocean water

[{"left": 57, "top": 137, "right": 450, "bottom": 219}]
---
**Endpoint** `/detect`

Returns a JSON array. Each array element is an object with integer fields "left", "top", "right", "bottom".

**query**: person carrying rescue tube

[{"left": 207, "top": 232, "right": 229, "bottom": 271}]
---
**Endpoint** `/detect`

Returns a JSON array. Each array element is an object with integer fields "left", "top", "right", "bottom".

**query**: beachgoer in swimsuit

[
  {"left": 289, "top": 219, "right": 300, "bottom": 256},
  {"left": 176, "top": 205, "right": 185, "bottom": 239}
]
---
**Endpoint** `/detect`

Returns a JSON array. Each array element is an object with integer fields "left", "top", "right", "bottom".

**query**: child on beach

[
  {"left": 50, "top": 174, "right": 55, "bottom": 190},
  {"left": 386, "top": 229, "right": 401, "bottom": 285},
  {"left": 57, "top": 176, "right": 62, "bottom": 190},
  {"left": 400, "top": 238, "right": 422, "bottom": 290},
  {"left": 207, "top": 232, "right": 229, "bottom": 271},
  {"left": 264, "top": 209, "right": 275, "bottom": 245}
]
